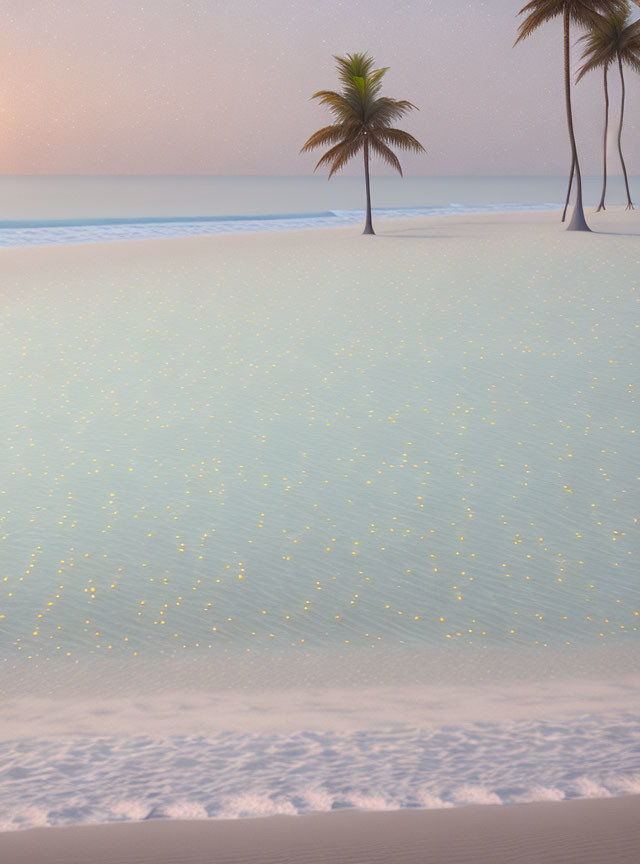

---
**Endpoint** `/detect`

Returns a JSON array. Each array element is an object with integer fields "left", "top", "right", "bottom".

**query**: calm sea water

[
  {"left": 0, "top": 174, "right": 637, "bottom": 246},
  {"left": 0, "top": 175, "right": 638, "bottom": 830},
  {"left": 1, "top": 174, "right": 638, "bottom": 219}
]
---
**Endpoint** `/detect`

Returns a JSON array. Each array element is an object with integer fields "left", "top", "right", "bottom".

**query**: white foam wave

[
  {"left": 1, "top": 712, "right": 639, "bottom": 831},
  {"left": 164, "top": 801, "right": 210, "bottom": 820},
  {"left": 611, "top": 774, "right": 640, "bottom": 795},
  {"left": 414, "top": 790, "right": 453, "bottom": 810},
  {"left": 0, "top": 203, "right": 560, "bottom": 248},
  {"left": 344, "top": 794, "right": 396, "bottom": 811},
  {"left": 572, "top": 778, "right": 612, "bottom": 799},
  {"left": 304, "top": 788, "right": 335, "bottom": 812},
  {"left": 218, "top": 794, "right": 298, "bottom": 820},
  {"left": 514, "top": 785, "right": 565, "bottom": 803},
  {"left": 109, "top": 800, "right": 153, "bottom": 821},
  {"left": 0, "top": 807, "right": 50, "bottom": 832},
  {"left": 451, "top": 786, "right": 503, "bottom": 806}
]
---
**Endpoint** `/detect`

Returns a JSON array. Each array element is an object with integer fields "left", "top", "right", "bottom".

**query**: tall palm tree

[
  {"left": 577, "top": 10, "right": 616, "bottom": 212},
  {"left": 300, "top": 53, "right": 425, "bottom": 235},
  {"left": 515, "top": 1, "right": 627, "bottom": 232},
  {"left": 577, "top": 3, "right": 640, "bottom": 210}
]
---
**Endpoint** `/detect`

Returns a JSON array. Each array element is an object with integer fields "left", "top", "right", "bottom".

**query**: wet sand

[{"left": 1, "top": 796, "right": 639, "bottom": 864}]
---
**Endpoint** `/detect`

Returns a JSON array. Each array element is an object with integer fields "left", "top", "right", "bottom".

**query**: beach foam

[
  {"left": 1, "top": 712, "right": 639, "bottom": 830},
  {"left": 0, "top": 203, "right": 560, "bottom": 247}
]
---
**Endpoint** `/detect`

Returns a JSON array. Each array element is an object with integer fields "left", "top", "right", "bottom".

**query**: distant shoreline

[{"left": 0, "top": 202, "right": 562, "bottom": 248}]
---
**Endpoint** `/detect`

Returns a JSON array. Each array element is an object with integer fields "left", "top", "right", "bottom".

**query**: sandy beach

[
  {"left": 2, "top": 206, "right": 639, "bottom": 849},
  {"left": 1, "top": 796, "right": 639, "bottom": 864},
  {"left": 2, "top": 206, "right": 638, "bottom": 302},
  {"left": 4, "top": 0, "right": 640, "bottom": 856}
]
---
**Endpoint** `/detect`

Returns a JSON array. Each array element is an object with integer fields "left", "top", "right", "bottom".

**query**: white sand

[{"left": 2, "top": 203, "right": 638, "bottom": 276}]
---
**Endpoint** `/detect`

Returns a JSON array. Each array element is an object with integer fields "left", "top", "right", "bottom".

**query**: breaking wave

[{"left": 1, "top": 711, "right": 639, "bottom": 831}]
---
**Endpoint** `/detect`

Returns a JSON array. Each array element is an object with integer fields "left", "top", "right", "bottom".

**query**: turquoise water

[{"left": 0, "top": 175, "right": 639, "bottom": 830}]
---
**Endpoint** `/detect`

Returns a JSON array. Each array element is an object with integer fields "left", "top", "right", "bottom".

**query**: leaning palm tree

[
  {"left": 300, "top": 53, "right": 425, "bottom": 235},
  {"left": 577, "top": 3, "right": 640, "bottom": 210},
  {"left": 515, "top": 1, "right": 627, "bottom": 231}
]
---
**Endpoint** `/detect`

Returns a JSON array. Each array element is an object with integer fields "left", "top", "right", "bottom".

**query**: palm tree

[
  {"left": 515, "top": 1, "right": 627, "bottom": 232},
  {"left": 300, "top": 53, "right": 425, "bottom": 235},
  {"left": 577, "top": 3, "right": 640, "bottom": 210}
]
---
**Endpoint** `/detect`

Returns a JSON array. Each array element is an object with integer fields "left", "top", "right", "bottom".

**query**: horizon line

[{"left": 0, "top": 173, "right": 638, "bottom": 179}]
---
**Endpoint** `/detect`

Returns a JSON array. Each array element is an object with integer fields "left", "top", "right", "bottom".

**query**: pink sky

[{"left": 1, "top": 0, "right": 638, "bottom": 175}]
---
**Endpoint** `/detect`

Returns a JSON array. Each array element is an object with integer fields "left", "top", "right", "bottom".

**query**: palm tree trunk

[
  {"left": 596, "top": 64, "right": 609, "bottom": 212},
  {"left": 363, "top": 136, "right": 375, "bottom": 234},
  {"left": 617, "top": 54, "right": 634, "bottom": 210},
  {"left": 562, "top": 155, "right": 575, "bottom": 222},
  {"left": 564, "top": 7, "right": 590, "bottom": 232}
]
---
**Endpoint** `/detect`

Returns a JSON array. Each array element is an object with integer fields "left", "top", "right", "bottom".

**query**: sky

[{"left": 1, "top": 0, "right": 639, "bottom": 175}]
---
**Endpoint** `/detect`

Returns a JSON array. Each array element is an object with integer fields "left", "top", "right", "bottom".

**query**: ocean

[
  {"left": 0, "top": 174, "right": 636, "bottom": 246},
  {"left": 0, "top": 175, "right": 638, "bottom": 830}
]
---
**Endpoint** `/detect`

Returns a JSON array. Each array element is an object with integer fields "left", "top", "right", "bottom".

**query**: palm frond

[
  {"left": 571, "top": 4, "right": 606, "bottom": 30},
  {"left": 333, "top": 53, "right": 376, "bottom": 88},
  {"left": 364, "top": 67, "right": 389, "bottom": 99},
  {"left": 577, "top": 2, "right": 640, "bottom": 79},
  {"left": 515, "top": 0, "right": 563, "bottom": 45},
  {"left": 574, "top": 1, "right": 631, "bottom": 29},
  {"left": 575, "top": 0, "right": 629, "bottom": 29},
  {"left": 577, "top": 49, "right": 612, "bottom": 78},
  {"left": 578, "top": 9, "right": 613, "bottom": 49},
  {"left": 312, "top": 136, "right": 361, "bottom": 172},
  {"left": 619, "top": 16, "right": 640, "bottom": 56},
  {"left": 310, "top": 90, "right": 358, "bottom": 122},
  {"left": 625, "top": 17, "right": 640, "bottom": 38},
  {"left": 515, "top": 0, "right": 629, "bottom": 46},
  {"left": 621, "top": 34, "right": 640, "bottom": 72},
  {"left": 299, "top": 125, "right": 350, "bottom": 154},
  {"left": 577, "top": 11, "right": 616, "bottom": 78},
  {"left": 625, "top": 53, "right": 640, "bottom": 72},
  {"left": 324, "top": 137, "right": 364, "bottom": 179},
  {"left": 376, "top": 128, "right": 426, "bottom": 154},
  {"left": 368, "top": 137, "right": 404, "bottom": 176},
  {"left": 368, "top": 97, "right": 418, "bottom": 126}
]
